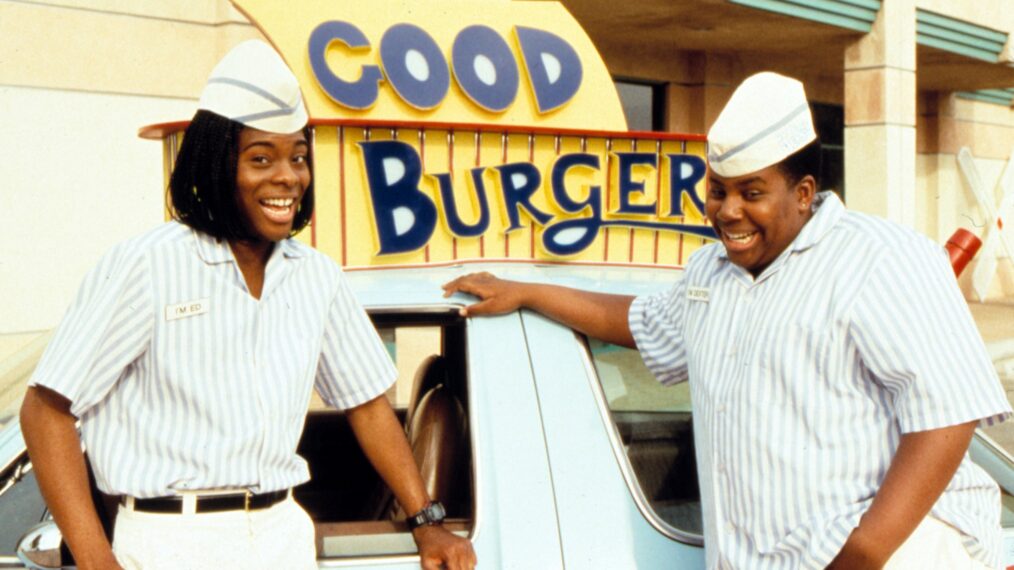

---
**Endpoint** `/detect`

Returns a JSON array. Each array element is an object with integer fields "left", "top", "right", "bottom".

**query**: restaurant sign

[{"left": 148, "top": 0, "right": 715, "bottom": 268}]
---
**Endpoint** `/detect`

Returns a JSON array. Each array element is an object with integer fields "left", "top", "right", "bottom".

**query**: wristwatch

[{"left": 407, "top": 501, "right": 447, "bottom": 530}]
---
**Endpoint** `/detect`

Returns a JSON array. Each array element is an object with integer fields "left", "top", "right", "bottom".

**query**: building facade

[{"left": 2, "top": 0, "right": 1013, "bottom": 338}]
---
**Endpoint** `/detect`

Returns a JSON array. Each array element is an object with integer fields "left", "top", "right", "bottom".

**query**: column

[
  {"left": 665, "top": 52, "right": 736, "bottom": 135},
  {"left": 843, "top": 0, "right": 917, "bottom": 226}
]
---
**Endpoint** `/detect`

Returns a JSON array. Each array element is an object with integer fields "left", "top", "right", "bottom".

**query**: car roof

[{"left": 344, "top": 262, "right": 686, "bottom": 308}]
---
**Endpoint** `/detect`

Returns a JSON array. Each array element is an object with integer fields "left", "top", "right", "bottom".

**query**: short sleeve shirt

[
  {"left": 30, "top": 222, "right": 396, "bottom": 497},
  {"left": 629, "top": 193, "right": 1011, "bottom": 569}
]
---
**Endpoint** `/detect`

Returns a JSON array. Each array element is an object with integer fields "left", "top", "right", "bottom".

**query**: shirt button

[
  {"left": 725, "top": 522, "right": 735, "bottom": 533},
  {"left": 716, "top": 462, "right": 725, "bottom": 473},
  {"left": 717, "top": 405, "right": 727, "bottom": 413}
]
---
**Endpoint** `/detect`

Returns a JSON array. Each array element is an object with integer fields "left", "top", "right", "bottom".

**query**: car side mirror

[{"left": 16, "top": 520, "right": 63, "bottom": 570}]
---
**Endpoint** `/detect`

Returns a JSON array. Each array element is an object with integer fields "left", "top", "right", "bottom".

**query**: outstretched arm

[
  {"left": 826, "top": 420, "right": 978, "bottom": 569},
  {"left": 20, "top": 386, "right": 122, "bottom": 570},
  {"left": 442, "top": 272, "right": 636, "bottom": 348},
  {"left": 346, "top": 395, "right": 476, "bottom": 570}
]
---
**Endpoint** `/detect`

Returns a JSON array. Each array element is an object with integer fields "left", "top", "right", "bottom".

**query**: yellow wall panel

[
  {"left": 307, "top": 127, "right": 340, "bottom": 259},
  {"left": 419, "top": 129, "right": 454, "bottom": 265}
]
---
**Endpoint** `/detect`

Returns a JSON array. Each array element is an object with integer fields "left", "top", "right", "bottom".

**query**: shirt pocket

[
  {"left": 741, "top": 319, "right": 839, "bottom": 421},
  {"left": 154, "top": 305, "right": 233, "bottom": 392}
]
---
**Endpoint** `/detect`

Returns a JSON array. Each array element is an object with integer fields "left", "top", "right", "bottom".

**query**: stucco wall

[
  {"left": 0, "top": 87, "right": 196, "bottom": 333},
  {"left": 0, "top": 0, "right": 260, "bottom": 334}
]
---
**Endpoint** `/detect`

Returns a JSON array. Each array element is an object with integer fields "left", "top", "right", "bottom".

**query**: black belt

[{"left": 123, "top": 490, "right": 290, "bottom": 514}]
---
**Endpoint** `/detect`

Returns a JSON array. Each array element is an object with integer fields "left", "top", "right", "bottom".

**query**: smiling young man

[
  {"left": 443, "top": 72, "right": 1010, "bottom": 569},
  {"left": 21, "top": 41, "right": 475, "bottom": 570}
]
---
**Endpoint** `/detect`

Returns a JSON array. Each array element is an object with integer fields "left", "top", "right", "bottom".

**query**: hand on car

[
  {"left": 412, "top": 524, "right": 477, "bottom": 570},
  {"left": 442, "top": 272, "right": 526, "bottom": 317}
]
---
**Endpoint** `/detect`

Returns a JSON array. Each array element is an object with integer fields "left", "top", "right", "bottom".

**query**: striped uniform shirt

[
  {"left": 30, "top": 222, "right": 396, "bottom": 498},
  {"left": 629, "top": 192, "right": 1011, "bottom": 569}
]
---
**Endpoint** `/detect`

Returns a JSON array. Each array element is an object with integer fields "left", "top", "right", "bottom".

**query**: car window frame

[
  {"left": 576, "top": 333, "right": 704, "bottom": 546},
  {"left": 316, "top": 304, "right": 477, "bottom": 567}
]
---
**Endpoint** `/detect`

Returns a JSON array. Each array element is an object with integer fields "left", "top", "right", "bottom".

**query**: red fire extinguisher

[{"left": 944, "top": 228, "right": 982, "bottom": 277}]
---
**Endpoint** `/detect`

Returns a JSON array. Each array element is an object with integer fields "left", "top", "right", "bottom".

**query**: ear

[{"left": 794, "top": 175, "right": 817, "bottom": 212}]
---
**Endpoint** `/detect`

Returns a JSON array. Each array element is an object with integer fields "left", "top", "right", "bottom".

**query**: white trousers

[
  {"left": 884, "top": 516, "right": 994, "bottom": 570},
  {"left": 111, "top": 497, "right": 317, "bottom": 570}
]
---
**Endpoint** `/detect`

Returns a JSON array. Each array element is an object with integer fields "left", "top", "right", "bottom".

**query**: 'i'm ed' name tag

[
  {"left": 165, "top": 298, "right": 210, "bottom": 321},
  {"left": 687, "top": 287, "right": 710, "bottom": 303}
]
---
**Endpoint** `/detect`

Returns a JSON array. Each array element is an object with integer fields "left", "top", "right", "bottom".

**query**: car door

[
  {"left": 463, "top": 313, "right": 565, "bottom": 569},
  {"left": 308, "top": 306, "right": 566, "bottom": 569},
  {"left": 522, "top": 311, "right": 706, "bottom": 569}
]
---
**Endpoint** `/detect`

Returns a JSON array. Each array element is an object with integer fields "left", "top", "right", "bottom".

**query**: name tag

[
  {"left": 687, "top": 287, "right": 710, "bottom": 303},
  {"left": 165, "top": 298, "right": 210, "bottom": 321}
]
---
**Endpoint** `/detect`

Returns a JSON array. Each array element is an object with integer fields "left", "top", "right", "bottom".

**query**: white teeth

[
  {"left": 262, "top": 198, "right": 294, "bottom": 208},
  {"left": 725, "top": 231, "right": 755, "bottom": 243}
]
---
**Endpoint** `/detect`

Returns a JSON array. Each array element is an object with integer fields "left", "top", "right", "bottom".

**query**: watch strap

[{"left": 407, "top": 501, "right": 446, "bottom": 530}]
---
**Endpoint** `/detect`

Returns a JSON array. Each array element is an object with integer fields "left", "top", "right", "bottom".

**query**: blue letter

[
  {"left": 358, "top": 141, "right": 437, "bottom": 255},
  {"left": 432, "top": 168, "right": 491, "bottom": 237},
  {"left": 515, "top": 27, "right": 583, "bottom": 113},
  {"left": 550, "top": 153, "right": 601, "bottom": 213},
  {"left": 308, "top": 21, "right": 383, "bottom": 110},
  {"left": 541, "top": 210, "right": 603, "bottom": 257},
  {"left": 451, "top": 25, "right": 519, "bottom": 113},
  {"left": 666, "top": 154, "right": 707, "bottom": 216},
  {"left": 380, "top": 24, "right": 450, "bottom": 110},
  {"left": 615, "top": 152, "right": 658, "bottom": 216},
  {"left": 491, "top": 162, "right": 552, "bottom": 231}
]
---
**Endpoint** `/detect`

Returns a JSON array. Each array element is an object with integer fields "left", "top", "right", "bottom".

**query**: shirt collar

[
  {"left": 715, "top": 191, "right": 844, "bottom": 285},
  {"left": 192, "top": 227, "right": 306, "bottom": 264},
  {"left": 192, "top": 228, "right": 233, "bottom": 264},
  {"left": 789, "top": 191, "right": 845, "bottom": 254},
  {"left": 277, "top": 237, "right": 305, "bottom": 259}
]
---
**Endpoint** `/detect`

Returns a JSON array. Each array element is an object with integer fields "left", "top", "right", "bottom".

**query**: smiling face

[
  {"left": 234, "top": 127, "right": 311, "bottom": 244},
  {"left": 706, "top": 165, "right": 815, "bottom": 277}
]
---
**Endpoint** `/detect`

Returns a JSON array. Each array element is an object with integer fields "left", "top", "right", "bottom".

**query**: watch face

[
  {"left": 409, "top": 501, "right": 447, "bottom": 529},
  {"left": 427, "top": 501, "right": 446, "bottom": 521}
]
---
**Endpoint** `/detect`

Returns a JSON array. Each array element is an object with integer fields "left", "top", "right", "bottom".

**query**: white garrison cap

[
  {"left": 707, "top": 72, "right": 816, "bottom": 177},
  {"left": 197, "top": 40, "right": 308, "bottom": 134}
]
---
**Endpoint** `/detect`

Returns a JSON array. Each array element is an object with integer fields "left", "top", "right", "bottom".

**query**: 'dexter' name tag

[
  {"left": 165, "top": 298, "right": 210, "bottom": 321},
  {"left": 687, "top": 287, "right": 710, "bottom": 303}
]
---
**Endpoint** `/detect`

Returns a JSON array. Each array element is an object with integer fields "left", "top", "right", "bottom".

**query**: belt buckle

[{"left": 244, "top": 490, "right": 251, "bottom": 512}]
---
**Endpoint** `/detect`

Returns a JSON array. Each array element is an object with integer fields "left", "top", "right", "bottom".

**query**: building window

[
  {"left": 614, "top": 79, "right": 666, "bottom": 132},
  {"left": 811, "top": 102, "right": 844, "bottom": 198}
]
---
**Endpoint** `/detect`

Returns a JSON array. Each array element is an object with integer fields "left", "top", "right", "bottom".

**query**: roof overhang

[{"left": 552, "top": 0, "right": 1014, "bottom": 95}]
